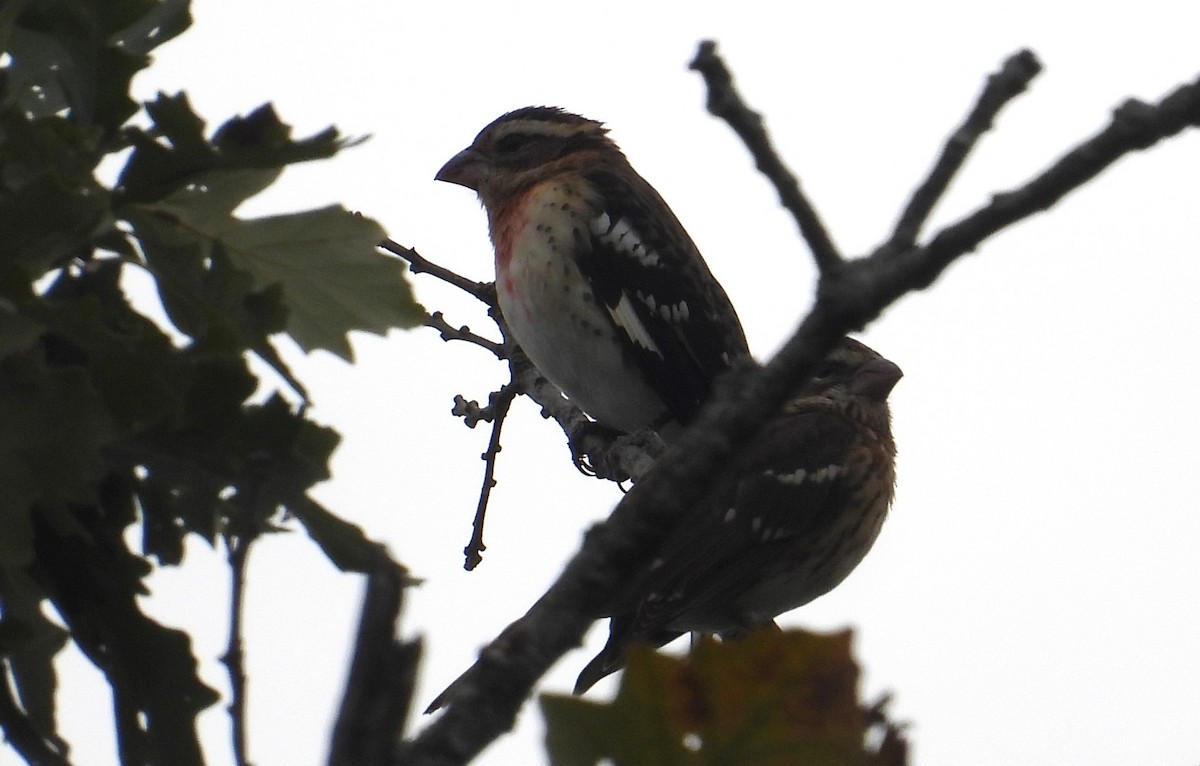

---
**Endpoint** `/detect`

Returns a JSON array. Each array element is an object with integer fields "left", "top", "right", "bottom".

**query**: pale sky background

[{"left": 38, "top": 2, "right": 1200, "bottom": 765}]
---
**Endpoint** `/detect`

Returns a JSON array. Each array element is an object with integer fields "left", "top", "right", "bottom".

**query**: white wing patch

[
  {"left": 592, "top": 211, "right": 662, "bottom": 267},
  {"left": 764, "top": 464, "right": 843, "bottom": 486},
  {"left": 608, "top": 293, "right": 663, "bottom": 357},
  {"left": 660, "top": 300, "right": 689, "bottom": 323},
  {"left": 635, "top": 290, "right": 689, "bottom": 324}
]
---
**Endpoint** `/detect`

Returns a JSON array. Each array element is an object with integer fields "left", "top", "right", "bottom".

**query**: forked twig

[
  {"left": 463, "top": 385, "right": 517, "bottom": 570},
  {"left": 890, "top": 49, "right": 1042, "bottom": 247},
  {"left": 690, "top": 40, "right": 842, "bottom": 271}
]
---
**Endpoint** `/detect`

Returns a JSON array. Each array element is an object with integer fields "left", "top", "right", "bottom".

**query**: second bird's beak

[
  {"left": 435, "top": 147, "right": 486, "bottom": 191},
  {"left": 852, "top": 357, "right": 903, "bottom": 401}
]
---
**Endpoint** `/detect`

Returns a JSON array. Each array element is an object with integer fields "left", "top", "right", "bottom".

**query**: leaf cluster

[
  {"left": 542, "top": 629, "right": 907, "bottom": 766},
  {"left": 0, "top": 1, "right": 421, "bottom": 762}
]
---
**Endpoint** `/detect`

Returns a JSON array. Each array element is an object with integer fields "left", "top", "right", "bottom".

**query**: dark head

[
  {"left": 785, "top": 337, "right": 902, "bottom": 428},
  {"left": 435, "top": 107, "right": 625, "bottom": 209}
]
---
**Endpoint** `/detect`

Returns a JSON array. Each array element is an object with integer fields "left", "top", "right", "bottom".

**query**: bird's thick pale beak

[
  {"left": 852, "top": 358, "right": 903, "bottom": 400},
  {"left": 435, "top": 147, "right": 485, "bottom": 191}
]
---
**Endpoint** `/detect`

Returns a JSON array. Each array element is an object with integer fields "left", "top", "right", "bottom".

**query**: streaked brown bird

[
  {"left": 436, "top": 107, "right": 749, "bottom": 440},
  {"left": 575, "top": 337, "right": 902, "bottom": 693}
]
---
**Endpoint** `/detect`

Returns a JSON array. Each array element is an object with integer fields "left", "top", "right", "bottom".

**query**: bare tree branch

[
  {"left": 394, "top": 45, "right": 1200, "bottom": 765},
  {"left": 220, "top": 534, "right": 254, "bottom": 766},
  {"left": 327, "top": 548, "right": 421, "bottom": 766},
  {"left": 380, "top": 240, "right": 495, "bottom": 306},
  {"left": 0, "top": 669, "right": 75, "bottom": 766},
  {"left": 879, "top": 73, "right": 1200, "bottom": 294},
  {"left": 690, "top": 40, "right": 842, "bottom": 271},
  {"left": 890, "top": 49, "right": 1042, "bottom": 248},
  {"left": 424, "top": 311, "right": 504, "bottom": 359},
  {"left": 463, "top": 385, "right": 517, "bottom": 570}
]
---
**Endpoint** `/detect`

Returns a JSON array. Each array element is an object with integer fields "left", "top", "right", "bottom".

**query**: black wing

[{"left": 576, "top": 167, "right": 750, "bottom": 426}]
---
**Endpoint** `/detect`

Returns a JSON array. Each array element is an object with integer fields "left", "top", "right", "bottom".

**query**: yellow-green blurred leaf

[{"left": 543, "top": 628, "right": 903, "bottom": 766}]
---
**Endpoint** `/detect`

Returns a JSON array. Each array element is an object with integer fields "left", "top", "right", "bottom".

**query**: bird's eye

[
  {"left": 812, "top": 360, "right": 840, "bottom": 382},
  {"left": 495, "top": 132, "right": 534, "bottom": 153}
]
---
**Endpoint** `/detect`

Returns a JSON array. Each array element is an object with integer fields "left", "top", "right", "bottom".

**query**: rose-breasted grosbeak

[
  {"left": 436, "top": 107, "right": 749, "bottom": 438},
  {"left": 574, "top": 337, "right": 902, "bottom": 693}
]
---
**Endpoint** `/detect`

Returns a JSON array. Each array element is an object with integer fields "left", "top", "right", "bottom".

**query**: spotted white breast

[{"left": 492, "top": 179, "right": 667, "bottom": 433}]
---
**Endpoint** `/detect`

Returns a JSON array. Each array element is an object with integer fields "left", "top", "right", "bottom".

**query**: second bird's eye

[{"left": 812, "top": 360, "right": 841, "bottom": 382}]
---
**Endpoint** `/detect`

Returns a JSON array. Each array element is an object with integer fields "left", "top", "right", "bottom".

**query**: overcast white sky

[{"left": 46, "top": 2, "right": 1200, "bottom": 765}]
